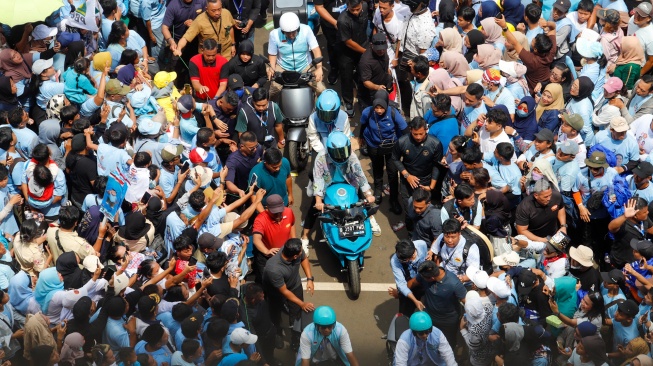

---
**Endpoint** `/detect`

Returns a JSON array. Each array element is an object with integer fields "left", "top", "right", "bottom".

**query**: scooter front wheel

[
  {"left": 347, "top": 260, "right": 361, "bottom": 300},
  {"left": 287, "top": 140, "right": 309, "bottom": 172}
]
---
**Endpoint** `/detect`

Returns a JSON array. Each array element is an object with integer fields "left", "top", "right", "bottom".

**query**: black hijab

[
  {"left": 464, "top": 30, "right": 485, "bottom": 63},
  {"left": 56, "top": 252, "right": 84, "bottom": 289},
  {"left": 0, "top": 75, "right": 17, "bottom": 106},
  {"left": 238, "top": 40, "right": 255, "bottom": 64},
  {"left": 572, "top": 76, "right": 595, "bottom": 104},
  {"left": 118, "top": 211, "right": 151, "bottom": 240},
  {"left": 67, "top": 296, "right": 92, "bottom": 338},
  {"left": 482, "top": 190, "right": 511, "bottom": 237}
]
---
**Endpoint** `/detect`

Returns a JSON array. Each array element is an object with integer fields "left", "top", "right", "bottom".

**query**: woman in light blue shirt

[
  {"left": 566, "top": 77, "right": 596, "bottom": 145},
  {"left": 577, "top": 38, "right": 607, "bottom": 107}
]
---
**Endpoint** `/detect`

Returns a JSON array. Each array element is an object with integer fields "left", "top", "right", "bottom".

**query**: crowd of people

[{"left": 5, "top": 0, "right": 653, "bottom": 362}]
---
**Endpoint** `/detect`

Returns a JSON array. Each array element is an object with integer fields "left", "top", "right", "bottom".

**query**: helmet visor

[
  {"left": 328, "top": 145, "right": 350, "bottom": 163},
  {"left": 317, "top": 109, "right": 338, "bottom": 123}
]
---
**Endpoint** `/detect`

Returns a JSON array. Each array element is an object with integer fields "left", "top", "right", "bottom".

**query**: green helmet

[
  {"left": 313, "top": 306, "right": 336, "bottom": 326},
  {"left": 409, "top": 312, "right": 432, "bottom": 332}
]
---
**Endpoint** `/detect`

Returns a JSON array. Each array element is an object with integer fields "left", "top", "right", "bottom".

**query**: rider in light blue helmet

[
  {"left": 296, "top": 306, "right": 360, "bottom": 365},
  {"left": 307, "top": 89, "right": 351, "bottom": 155},
  {"left": 393, "top": 311, "right": 457, "bottom": 365},
  {"left": 326, "top": 131, "right": 352, "bottom": 165}
]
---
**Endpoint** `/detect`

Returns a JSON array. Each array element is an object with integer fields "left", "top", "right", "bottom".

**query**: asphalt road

[{"left": 250, "top": 16, "right": 409, "bottom": 366}]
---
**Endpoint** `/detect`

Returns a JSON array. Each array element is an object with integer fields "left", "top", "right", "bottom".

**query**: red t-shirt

[
  {"left": 252, "top": 208, "right": 296, "bottom": 249},
  {"left": 189, "top": 54, "right": 228, "bottom": 99}
]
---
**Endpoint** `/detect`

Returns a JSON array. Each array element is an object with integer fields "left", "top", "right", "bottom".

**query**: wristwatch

[
  {"left": 560, "top": 224, "right": 568, "bottom": 228},
  {"left": 502, "top": 27, "right": 508, "bottom": 32},
  {"left": 307, "top": 277, "right": 314, "bottom": 281},
  {"left": 403, "top": 172, "right": 410, "bottom": 179}
]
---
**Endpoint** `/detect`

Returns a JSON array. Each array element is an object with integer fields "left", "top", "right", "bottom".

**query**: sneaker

[
  {"left": 345, "top": 103, "right": 355, "bottom": 118},
  {"left": 392, "top": 221, "right": 406, "bottom": 232},
  {"left": 383, "top": 184, "right": 390, "bottom": 196},
  {"left": 369, "top": 216, "right": 381, "bottom": 236},
  {"left": 328, "top": 72, "right": 339, "bottom": 85},
  {"left": 301, "top": 238, "right": 310, "bottom": 257}
]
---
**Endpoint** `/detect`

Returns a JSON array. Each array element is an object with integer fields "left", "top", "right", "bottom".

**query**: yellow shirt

[{"left": 183, "top": 10, "right": 235, "bottom": 60}]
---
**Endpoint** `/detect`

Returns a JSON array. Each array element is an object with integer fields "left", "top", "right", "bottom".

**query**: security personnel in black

[
  {"left": 314, "top": 0, "right": 346, "bottom": 85},
  {"left": 358, "top": 33, "right": 393, "bottom": 109},
  {"left": 224, "top": 0, "right": 261, "bottom": 45},
  {"left": 337, "top": 0, "right": 369, "bottom": 117},
  {"left": 391, "top": 116, "right": 443, "bottom": 226},
  {"left": 235, "top": 87, "right": 286, "bottom": 150},
  {"left": 211, "top": 90, "right": 240, "bottom": 163}
]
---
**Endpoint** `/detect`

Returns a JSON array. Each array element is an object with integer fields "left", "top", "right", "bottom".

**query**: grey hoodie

[{"left": 38, "top": 119, "right": 65, "bottom": 170}]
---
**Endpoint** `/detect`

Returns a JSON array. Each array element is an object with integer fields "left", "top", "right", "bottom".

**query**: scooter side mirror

[
  {"left": 312, "top": 57, "right": 323, "bottom": 66},
  {"left": 320, "top": 217, "right": 334, "bottom": 223},
  {"left": 367, "top": 205, "right": 379, "bottom": 216}
]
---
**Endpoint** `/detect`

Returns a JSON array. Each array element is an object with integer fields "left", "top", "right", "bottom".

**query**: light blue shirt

[
  {"left": 459, "top": 103, "right": 486, "bottom": 135},
  {"left": 494, "top": 161, "right": 523, "bottom": 196},
  {"left": 140, "top": 0, "right": 166, "bottom": 29},
  {"left": 627, "top": 175, "right": 653, "bottom": 203},
  {"left": 198, "top": 206, "right": 227, "bottom": 237},
  {"left": 11, "top": 127, "right": 37, "bottom": 158},
  {"left": 629, "top": 94, "right": 653, "bottom": 117},
  {"left": 81, "top": 194, "right": 126, "bottom": 225},
  {"left": 567, "top": 98, "right": 594, "bottom": 145},
  {"left": 506, "top": 80, "right": 527, "bottom": 102},
  {"left": 268, "top": 25, "right": 319, "bottom": 72},
  {"left": 103, "top": 317, "right": 130, "bottom": 352},
  {"left": 390, "top": 240, "right": 428, "bottom": 297},
  {"left": 37, "top": 80, "right": 65, "bottom": 110},
  {"left": 579, "top": 62, "right": 605, "bottom": 105},
  {"left": 134, "top": 340, "right": 173, "bottom": 365},
  {"left": 97, "top": 143, "right": 132, "bottom": 176},
  {"left": 165, "top": 212, "right": 187, "bottom": 254},
  {"left": 593, "top": 129, "right": 640, "bottom": 168},
  {"left": 159, "top": 167, "right": 179, "bottom": 198},
  {"left": 599, "top": 0, "right": 628, "bottom": 11},
  {"left": 526, "top": 27, "right": 544, "bottom": 44},
  {"left": 612, "top": 317, "right": 640, "bottom": 350},
  {"left": 482, "top": 161, "right": 507, "bottom": 189},
  {"left": 180, "top": 102, "right": 204, "bottom": 143},
  {"left": 552, "top": 158, "right": 580, "bottom": 192},
  {"left": 601, "top": 285, "right": 627, "bottom": 319},
  {"left": 578, "top": 166, "right": 619, "bottom": 202},
  {"left": 0, "top": 188, "right": 19, "bottom": 235},
  {"left": 486, "top": 87, "right": 516, "bottom": 114},
  {"left": 20, "top": 164, "right": 67, "bottom": 217}
]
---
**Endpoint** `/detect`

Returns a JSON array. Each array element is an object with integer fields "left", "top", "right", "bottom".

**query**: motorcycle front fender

[{"left": 287, "top": 127, "right": 307, "bottom": 142}]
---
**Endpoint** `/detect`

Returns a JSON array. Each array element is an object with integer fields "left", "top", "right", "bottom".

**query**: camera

[{"left": 239, "top": 21, "right": 247, "bottom": 28}]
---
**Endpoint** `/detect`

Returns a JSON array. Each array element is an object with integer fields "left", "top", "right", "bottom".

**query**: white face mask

[{"left": 570, "top": 264, "right": 581, "bottom": 270}]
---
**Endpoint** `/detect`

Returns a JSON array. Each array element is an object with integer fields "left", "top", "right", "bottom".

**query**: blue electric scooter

[{"left": 319, "top": 183, "right": 378, "bottom": 299}]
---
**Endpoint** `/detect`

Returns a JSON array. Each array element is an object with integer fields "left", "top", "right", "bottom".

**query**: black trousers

[
  {"left": 322, "top": 26, "right": 340, "bottom": 76},
  {"left": 337, "top": 50, "right": 361, "bottom": 106},
  {"left": 398, "top": 285, "right": 424, "bottom": 316},
  {"left": 433, "top": 320, "right": 459, "bottom": 350},
  {"left": 396, "top": 66, "right": 413, "bottom": 117},
  {"left": 266, "top": 284, "right": 303, "bottom": 336},
  {"left": 368, "top": 146, "right": 399, "bottom": 203}
]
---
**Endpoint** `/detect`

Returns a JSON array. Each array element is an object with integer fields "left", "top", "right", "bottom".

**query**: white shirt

[
  {"left": 630, "top": 114, "right": 653, "bottom": 160},
  {"left": 373, "top": 9, "right": 406, "bottom": 62},
  {"left": 627, "top": 17, "right": 653, "bottom": 60},
  {"left": 479, "top": 128, "right": 516, "bottom": 162}
]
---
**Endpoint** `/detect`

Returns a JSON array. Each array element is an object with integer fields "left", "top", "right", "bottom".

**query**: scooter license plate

[{"left": 339, "top": 222, "right": 365, "bottom": 238}]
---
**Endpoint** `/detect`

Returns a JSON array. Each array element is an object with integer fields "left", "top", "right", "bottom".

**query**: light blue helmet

[
  {"left": 313, "top": 306, "right": 336, "bottom": 326},
  {"left": 409, "top": 311, "right": 432, "bottom": 332},
  {"left": 316, "top": 89, "right": 341, "bottom": 123},
  {"left": 326, "top": 131, "right": 351, "bottom": 164}
]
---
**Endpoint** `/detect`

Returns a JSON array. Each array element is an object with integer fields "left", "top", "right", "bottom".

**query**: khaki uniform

[
  {"left": 183, "top": 10, "right": 236, "bottom": 60},
  {"left": 13, "top": 238, "right": 47, "bottom": 277},
  {"left": 46, "top": 227, "right": 96, "bottom": 264}
]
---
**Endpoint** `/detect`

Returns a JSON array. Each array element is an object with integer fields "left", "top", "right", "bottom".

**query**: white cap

[
  {"left": 464, "top": 291, "right": 486, "bottom": 324},
  {"left": 32, "top": 58, "right": 53, "bottom": 75},
  {"left": 31, "top": 24, "right": 57, "bottom": 40},
  {"left": 465, "top": 266, "right": 489, "bottom": 289},
  {"left": 486, "top": 277, "right": 511, "bottom": 299},
  {"left": 82, "top": 255, "right": 104, "bottom": 273},
  {"left": 492, "top": 251, "right": 520, "bottom": 267},
  {"left": 230, "top": 328, "right": 258, "bottom": 345},
  {"left": 112, "top": 273, "right": 130, "bottom": 294},
  {"left": 592, "top": 105, "right": 620, "bottom": 128}
]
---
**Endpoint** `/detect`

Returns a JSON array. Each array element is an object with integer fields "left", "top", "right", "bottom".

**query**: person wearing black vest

[
  {"left": 441, "top": 183, "right": 483, "bottom": 230},
  {"left": 235, "top": 88, "right": 285, "bottom": 150},
  {"left": 390, "top": 239, "right": 427, "bottom": 316}
]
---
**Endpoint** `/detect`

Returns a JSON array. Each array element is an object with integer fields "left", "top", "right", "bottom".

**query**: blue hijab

[
  {"left": 512, "top": 96, "right": 539, "bottom": 141},
  {"left": 477, "top": 1, "right": 501, "bottom": 23},
  {"left": 501, "top": 0, "right": 524, "bottom": 28},
  {"left": 8, "top": 271, "right": 33, "bottom": 314},
  {"left": 34, "top": 267, "right": 64, "bottom": 313}
]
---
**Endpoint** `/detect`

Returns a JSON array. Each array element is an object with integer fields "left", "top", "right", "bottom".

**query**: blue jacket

[
  {"left": 360, "top": 106, "right": 407, "bottom": 148},
  {"left": 295, "top": 322, "right": 351, "bottom": 366},
  {"left": 537, "top": 109, "right": 561, "bottom": 135},
  {"left": 424, "top": 109, "right": 457, "bottom": 155}
]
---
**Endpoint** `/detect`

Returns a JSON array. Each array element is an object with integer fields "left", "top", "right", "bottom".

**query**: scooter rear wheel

[
  {"left": 347, "top": 260, "right": 361, "bottom": 300},
  {"left": 288, "top": 140, "right": 309, "bottom": 172}
]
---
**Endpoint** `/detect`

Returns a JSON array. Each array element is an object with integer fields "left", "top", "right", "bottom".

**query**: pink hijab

[
  {"left": 440, "top": 28, "right": 463, "bottom": 53},
  {"left": 480, "top": 18, "right": 505, "bottom": 45},
  {"left": 475, "top": 44, "right": 502, "bottom": 69},
  {"left": 431, "top": 68, "right": 464, "bottom": 114},
  {"left": 0, "top": 49, "right": 33, "bottom": 82},
  {"left": 440, "top": 50, "right": 471, "bottom": 79}
]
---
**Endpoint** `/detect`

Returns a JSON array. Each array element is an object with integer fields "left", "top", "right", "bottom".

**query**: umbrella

[{"left": 0, "top": 0, "right": 63, "bottom": 27}]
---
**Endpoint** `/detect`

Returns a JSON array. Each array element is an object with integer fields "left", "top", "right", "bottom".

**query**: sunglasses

[{"left": 413, "top": 329, "right": 432, "bottom": 336}]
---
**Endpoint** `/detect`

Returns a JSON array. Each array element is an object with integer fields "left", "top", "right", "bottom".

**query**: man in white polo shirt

[{"left": 627, "top": 3, "right": 653, "bottom": 74}]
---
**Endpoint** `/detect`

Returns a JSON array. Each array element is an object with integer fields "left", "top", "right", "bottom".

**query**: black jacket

[
  {"left": 221, "top": 54, "right": 268, "bottom": 87},
  {"left": 224, "top": 0, "right": 261, "bottom": 22},
  {"left": 391, "top": 134, "right": 444, "bottom": 184}
]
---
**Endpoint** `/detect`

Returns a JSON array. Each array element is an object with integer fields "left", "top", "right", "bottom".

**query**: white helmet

[{"left": 279, "top": 12, "right": 300, "bottom": 33}]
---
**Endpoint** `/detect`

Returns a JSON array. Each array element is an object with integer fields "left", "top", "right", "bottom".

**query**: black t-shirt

[
  {"left": 515, "top": 191, "right": 564, "bottom": 239},
  {"left": 337, "top": 3, "right": 369, "bottom": 50},
  {"left": 64, "top": 153, "right": 98, "bottom": 205},
  {"left": 569, "top": 267, "right": 601, "bottom": 293},
  {"left": 358, "top": 47, "right": 391, "bottom": 87},
  {"left": 313, "top": 0, "right": 345, "bottom": 28},
  {"left": 611, "top": 218, "right": 652, "bottom": 268}
]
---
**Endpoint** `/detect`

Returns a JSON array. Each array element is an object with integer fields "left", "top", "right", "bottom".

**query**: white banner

[{"left": 65, "top": 0, "right": 101, "bottom": 32}]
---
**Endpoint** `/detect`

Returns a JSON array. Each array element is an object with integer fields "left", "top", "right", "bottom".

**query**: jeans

[{"left": 368, "top": 146, "right": 399, "bottom": 203}]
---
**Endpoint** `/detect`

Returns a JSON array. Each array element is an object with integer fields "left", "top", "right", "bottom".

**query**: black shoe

[
  {"left": 389, "top": 203, "right": 402, "bottom": 215},
  {"left": 360, "top": 145, "right": 369, "bottom": 156},
  {"left": 275, "top": 335, "right": 284, "bottom": 349},
  {"left": 328, "top": 72, "right": 339, "bottom": 85},
  {"left": 345, "top": 103, "right": 355, "bottom": 118}
]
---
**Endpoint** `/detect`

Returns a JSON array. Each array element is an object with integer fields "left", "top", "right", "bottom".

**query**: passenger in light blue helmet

[
  {"left": 394, "top": 311, "right": 457, "bottom": 366},
  {"left": 296, "top": 306, "right": 360, "bottom": 365},
  {"left": 306, "top": 89, "right": 351, "bottom": 155}
]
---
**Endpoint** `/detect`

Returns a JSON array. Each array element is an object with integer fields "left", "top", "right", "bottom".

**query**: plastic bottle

[{"left": 604, "top": 253, "right": 611, "bottom": 264}]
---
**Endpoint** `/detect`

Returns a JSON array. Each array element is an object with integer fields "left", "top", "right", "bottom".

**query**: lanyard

[
  {"left": 454, "top": 201, "right": 473, "bottom": 222},
  {"left": 206, "top": 13, "right": 223, "bottom": 43},
  {"left": 232, "top": 0, "right": 244, "bottom": 15}
]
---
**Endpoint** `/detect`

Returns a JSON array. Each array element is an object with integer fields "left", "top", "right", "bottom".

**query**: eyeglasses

[
  {"left": 318, "top": 324, "right": 335, "bottom": 330},
  {"left": 589, "top": 166, "right": 603, "bottom": 171},
  {"left": 413, "top": 329, "right": 432, "bottom": 336}
]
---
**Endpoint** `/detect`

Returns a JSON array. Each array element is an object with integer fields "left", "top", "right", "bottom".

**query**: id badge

[{"left": 332, "top": 3, "right": 347, "bottom": 12}]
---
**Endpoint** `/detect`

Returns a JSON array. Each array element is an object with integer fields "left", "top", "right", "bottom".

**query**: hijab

[
  {"left": 60, "top": 332, "right": 85, "bottom": 364},
  {"left": 480, "top": 18, "right": 505, "bottom": 45},
  {"left": 431, "top": 69, "right": 463, "bottom": 114},
  {"left": 536, "top": 83, "right": 565, "bottom": 121},
  {"left": 502, "top": 323, "right": 524, "bottom": 351},
  {"left": 483, "top": 189, "right": 511, "bottom": 236},
  {"left": 621, "top": 338, "right": 650, "bottom": 366},
  {"left": 572, "top": 76, "right": 595, "bottom": 103},
  {"left": 553, "top": 276, "right": 578, "bottom": 319},
  {"left": 476, "top": 44, "right": 502, "bottom": 69},
  {"left": 478, "top": 1, "right": 501, "bottom": 21},
  {"left": 440, "top": 28, "right": 463, "bottom": 53},
  {"left": 466, "top": 69, "right": 484, "bottom": 85},
  {"left": 527, "top": 159, "right": 559, "bottom": 191},
  {"left": 617, "top": 36, "right": 645, "bottom": 66},
  {"left": 0, "top": 49, "right": 33, "bottom": 82},
  {"left": 512, "top": 96, "right": 538, "bottom": 140},
  {"left": 438, "top": 0, "right": 457, "bottom": 27},
  {"left": 441, "top": 51, "right": 470, "bottom": 79},
  {"left": 8, "top": 270, "right": 34, "bottom": 315},
  {"left": 501, "top": 0, "right": 525, "bottom": 27},
  {"left": 118, "top": 211, "right": 151, "bottom": 240},
  {"left": 465, "top": 30, "right": 486, "bottom": 63},
  {"left": 238, "top": 39, "right": 255, "bottom": 63},
  {"left": 23, "top": 313, "right": 57, "bottom": 361},
  {"left": 0, "top": 75, "right": 17, "bottom": 106},
  {"left": 67, "top": 296, "right": 93, "bottom": 338},
  {"left": 503, "top": 31, "right": 529, "bottom": 62},
  {"left": 56, "top": 252, "right": 84, "bottom": 290},
  {"left": 92, "top": 52, "right": 112, "bottom": 72},
  {"left": 34, "top": 267, "right": 64, "bottom": 313}
]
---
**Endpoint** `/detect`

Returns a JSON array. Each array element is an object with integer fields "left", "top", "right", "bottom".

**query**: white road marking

[{"left": 302, "top": 282, "right": 395, "bottom": 291}]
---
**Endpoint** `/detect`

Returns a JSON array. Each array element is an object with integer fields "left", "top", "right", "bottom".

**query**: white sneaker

[
  {"left": 301, "top": 238, "right": 310, "bottom": 257},
  {"left": 369, "top": 216, "right": 381, "bottom": 237}
]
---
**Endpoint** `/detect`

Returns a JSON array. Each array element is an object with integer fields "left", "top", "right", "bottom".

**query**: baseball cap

[
  {"left": 630, "top": 239, "right": 653, "bottom": 258},
  {"left": 492, "top": 251, "right": 520, "bottom": 267},
  {"left": 220, "top": 299, "right": 240, "bottom": 322},
  {"left": 604, "top": 77, "right": 624, "bottom": 94},
  {"left": 610, "top": 116, "right": 629, "bottom": 132},
  {"left": 585, "top": 151, "right": 609, "bottom": 169},
  {"left": 579, "top": 28, "right": 601, "bottom": 42},
  {"left": 464, "top": 291, "right": 485, "bottom": 324},
  {"left": 113, "top": 273, "right": 130, "bottom": 294},
  {"left": 418, "top": 260, "right": 440, "bottom": 278},
  {"left": 597, "top": 8, "right": 620, "bottom": 24},
  {"left": 266, "top": 194, "right": 285, "bottom": 214},
  {"left": 32, "top": 58, "right": 53, "bottom": 75},
  {"left": 636, "top": 2, "right": 653, "bottom": 17},
  {"left": 633, "top": 162, "right": 653, "bottom": 179},
  {"left": 562, "top": 112, "right": 584, "bottom": 132},
  {"left": 569, "top": 245, "right": 594, "bottom": 267},
  {"left": 177, "top": 94, "right": 194, "bottom": 113},
  {"left": 559, "top": 140, "right": 579, "bottom": 155},
  {"left": 57, "top": 31, "right": 80, "bottom": 47},
  {"left": 601, "top": 269, "right": 625, "bottom": 285},
  {"left": 592, "top": 105, "right": 621, "bottom": 128},
  {"left": 465, "top": 266, "right": 489, "bottom": 289},
  {"left": 225, "top": 212, "right": 248, "bottom": 229},
  {"left": 181, "top": 312, "right": 205, "bottom": 335},
  {"left": 153, "top": 71, "right": 177, "bottom": 89},
  {"left": 70, "top": 133, "right": 87, "bottom": 152},
  {"left": 576, "top": 38, "right": 603, "bottom": 59},
  {"left": 191, "top": 166, "right": 213, "bottom": 187},
  {"left": 517, "top": 270, "right": 538, "bottom": 296},
  {"left": 230, "top": 327, "right": 258, "bottom": 345},
  {"left": 106, "top": 79, "right": 130, "bottom": 96},
  {"left": 227, "top": 74, "right": 244, "bottom": 90},
  {"left": 486, "top": 277, "right": 511, "bottom": 298},
  {"left": 160, "top": 144, "right": 183, "bottom": 163},
  {"left": 552, "top": 0, "right": 571, "bottom": 13},
  {"left": 198, "top": 233, "right": 224, "bottom": 250},
  {"left": 82, "top": 255, "right": 104, "bottom": 273},
  {"left": 138, "top": 118, "right": 163, "bottom": 136},
  {"left": 534, "top": 128, "right": 554, "bottom": 142},
  {"left": 371, "top": 33, "right": 388, "bottom": 51},
  {"left": 617, "top": 299, "right": 639, "bottom": 318},
  {"left": 189, "top": 147, "right": 215, "bottom": 164},
  {"left": 32, "top": 24, "right": 57, "bottom": 40}
]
